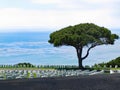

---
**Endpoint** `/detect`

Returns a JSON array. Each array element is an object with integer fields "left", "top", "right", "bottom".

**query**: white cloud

[
  {"left": 31, "top": 0, "right": 61, "bottom": 4},
  {"left": 0, "top": 8, "right": 118, "bottom": 30},
  {"left": 0, "top": 0, "right": 119, "bottom": 32},
  {"left": 31, "top": 0, "right": 115, "bottom": 5},
  {"left": 84, "top": 0, "right": 114, "bottom": 3},
  {"left": 30, "top": 0, "right": 118, "bottom": 9}
]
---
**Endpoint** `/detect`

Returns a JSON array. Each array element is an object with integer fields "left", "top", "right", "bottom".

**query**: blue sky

[{"left": 0, "top": 0, "right": 120, "bottom": 32}]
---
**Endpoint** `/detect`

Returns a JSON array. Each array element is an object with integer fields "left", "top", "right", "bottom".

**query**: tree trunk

[
  {"left": 75, "top": 44, "right": 96, "bottom": 69},
  {"left": 75, "top": 45, "right": 95, "bottom": 69},
  {"left": 78, "top": 58, "right": 84, "bottom": 69},
  {"left": 76, "top": 47, "right": 84, "bottom": 69}
]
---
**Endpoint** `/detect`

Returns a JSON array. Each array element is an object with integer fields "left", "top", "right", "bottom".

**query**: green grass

[
  {"left": 27, "top": 73, "right": 30, "bottom": 78},
  {"left": 110, "top": 68, "right": 120, "bottom": 70},
  {"left": 33, "top": 73, "right": 37, "bottom": 78}
]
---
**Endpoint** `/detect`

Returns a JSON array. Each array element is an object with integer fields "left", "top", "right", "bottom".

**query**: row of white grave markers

[
  {"left": 97, "top": 65, "right": 118, "bottom": 68},
  {"left": 0, "top": 69, "right": 104, "bottom": 80}
]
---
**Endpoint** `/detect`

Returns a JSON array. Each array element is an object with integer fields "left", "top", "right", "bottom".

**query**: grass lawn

[{"left": 111, "top": 68, "right": 120, "bottom": 70}]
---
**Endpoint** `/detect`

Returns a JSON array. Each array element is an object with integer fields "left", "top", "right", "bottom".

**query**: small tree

[{"left": 48, "top": 23, "right": 119, "bottom": 69}]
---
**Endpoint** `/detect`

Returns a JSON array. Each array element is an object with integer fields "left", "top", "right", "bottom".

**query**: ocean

[{"left": 0, "top": 29, "right": 120, "bottom": 66}]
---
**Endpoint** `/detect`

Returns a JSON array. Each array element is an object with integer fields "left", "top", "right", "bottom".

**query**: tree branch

[{"left": 82, "top": 44, "right": 96, "bottom": 60}]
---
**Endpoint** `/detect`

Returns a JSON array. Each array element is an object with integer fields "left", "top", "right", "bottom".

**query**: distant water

[{"left": 0, "top": 30, "right": 120, "bottom": 66}]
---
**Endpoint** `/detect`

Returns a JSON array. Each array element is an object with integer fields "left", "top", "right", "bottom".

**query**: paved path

[{"left": 0, "top": 74, "right": 120, "bottom": 90}]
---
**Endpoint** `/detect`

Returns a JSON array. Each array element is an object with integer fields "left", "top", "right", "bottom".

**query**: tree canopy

[{"left": 48, "top": 23, "right": 119, "bottom": 69}]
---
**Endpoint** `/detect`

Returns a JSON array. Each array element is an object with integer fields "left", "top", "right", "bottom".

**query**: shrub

[
  {"left": 93, "top": 57, "right": 120, "bottom": 68},
  {"left": 15, "top": 63, "right": 35, "bottom": 68}
]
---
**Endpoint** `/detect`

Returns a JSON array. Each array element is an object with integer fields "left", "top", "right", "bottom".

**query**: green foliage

[
  {"left": 106, "top": 57, "right": 120, "bottom": 67},
  {"left": 38, "top": 65, "right": 78, "bottom": 70},
  {"left": 33, "top": 73, "right": 37, "bottom": 78},
  {"left": 84, "top": 65, "right": 90, "bottom": 68},
  {"left": 15, "top": 63, "right": 35, "bottom": 68},
  {"left": 93, "top": 57, "right": 120, "bottom": 68},
  {"left": 27, "top": 73, "right": 30, "bottom": 78},
  {"left": 0, "top": 64, "right": 78, "bottom": 70},
  {"left": 49, "top": 23, "right": 119, "bottom": 47}
]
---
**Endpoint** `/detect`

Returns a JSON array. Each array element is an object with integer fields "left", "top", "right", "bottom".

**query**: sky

[{"left": 0, "top": 0, "right": 120, "bottom": 32}]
